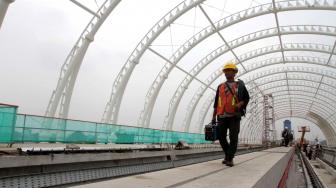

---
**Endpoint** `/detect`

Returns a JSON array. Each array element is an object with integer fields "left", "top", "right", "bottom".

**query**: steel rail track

[{"left": 300, "top": 151, "right": 324, "bottom": 188}]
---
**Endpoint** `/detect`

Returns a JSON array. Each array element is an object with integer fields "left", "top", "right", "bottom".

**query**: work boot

[
  {"left": 226, "top": 159, "right": 234, "bottom": 167},
  {"left": 222, "top": 156, "right": 229, "bottom": 164}
]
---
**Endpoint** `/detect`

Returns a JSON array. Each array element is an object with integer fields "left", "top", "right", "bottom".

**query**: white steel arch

[
  {"left": 241, "top": 67, "right": 336, "bottom": 117},
  {"left": 101, "top": 0, "right": 206, "bottom": 124},
  {"left": 243, "top": 71, "right": 335, "bottom": 122},
  {"left": 104, "top": 0, "right": 336, "bottom": 126},
  {"left": 237, "top": 87, "right": 336, "bottom": 144},
  {"left": 45, "top": 0, "right": 121, "bottom": 119},
  {"left": 238, "top": 80, "right": 336, "bottom": 141},
  {"left": 261, "top": 102, "right": 336, "bottom": 145},
  {"left": 196, "top": 66, "right": 336, "bottom": 138},
  {"left": 3, "top": 0, "right": 336, "bottom": 145},
  {"left": 224, "top": 84, "right": 333, "bottom": 133},
  {"left": 198, "top": 70, "right": 336, "bottom": 143},
  {"left": 250, "top": 75, "right": 336, "bottom": 94},
  {"left": 253, "top": 82, "right": 336, "bottom": 106},
  {"left": 241, "top": 99, "right": 336, "bottom": 145},
  {"left": 219, "top": 89, "right": 335, "bottom": 137},
  {"left": 272, "top": 96, "right": 332, "bottom": 117},
  {"left": 142, "top": 35, "right": 336, "bottom": 129},
  {"left": 247, "top": 89, "right": 336, "bottom": 124},
  {"left": 0, "top": 0, "right": 14, "bottom": 29},
  {"left": 276, "top": 114, "right": 336, "bottom": 146},
  {"left": 184, "top": 52, "right": 336, "bottom": 132},
  {"left": 194, "top": 75, "right": 335, "bottom": 137},
  {"left": 307, "top": 112, "right": 336, "bottom": 145},
  {"left": 163, "top": 37, "right": 336, "bottom": 131}
]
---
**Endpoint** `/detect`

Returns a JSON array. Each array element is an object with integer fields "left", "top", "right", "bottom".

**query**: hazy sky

[{"left": 1, "top": 0, "right": 335, "bottom": 141}]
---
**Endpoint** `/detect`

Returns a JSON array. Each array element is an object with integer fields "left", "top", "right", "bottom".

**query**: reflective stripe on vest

[{"left": 216, "top": 82, "right": 239, "bottom": 115}]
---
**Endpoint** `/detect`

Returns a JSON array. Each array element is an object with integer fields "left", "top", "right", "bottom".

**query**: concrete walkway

[{"left": 73, "top": 147, "right": 293, "bottom": 188}]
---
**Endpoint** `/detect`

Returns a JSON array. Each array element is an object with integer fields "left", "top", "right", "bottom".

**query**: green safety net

[
  {"left": 0, "top": 104, "right": 17, "bottom": 143},
  {"left": 6, "top": 114, "right": 209, "bottom": 144}
]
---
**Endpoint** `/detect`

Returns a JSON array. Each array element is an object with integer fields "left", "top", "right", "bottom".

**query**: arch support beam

[{"left": 70, "top": 0, "right": 101, "bottom": 18}]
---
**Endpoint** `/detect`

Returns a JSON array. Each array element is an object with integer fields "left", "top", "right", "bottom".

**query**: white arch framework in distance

[{"left": 3, "top": 0, "right": 335, "bottom": 145}]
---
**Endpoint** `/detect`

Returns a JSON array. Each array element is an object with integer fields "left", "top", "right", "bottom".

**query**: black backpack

[{"left": 237, "top": 79, "right": 249, "bottom": 116}]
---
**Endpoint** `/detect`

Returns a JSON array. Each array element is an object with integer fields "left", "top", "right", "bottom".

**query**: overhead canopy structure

[{"left": 2, "top": 0, "right": 335, "bottom": 145}]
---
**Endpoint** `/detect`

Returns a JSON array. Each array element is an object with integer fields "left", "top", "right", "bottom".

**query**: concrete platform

[
  {"left": 0, "top": 143, "right": 166, "bottom": 151},
  {"left": 0, "top": 143, "right": 222, "bottom": 153},
  {"left": 73, "top": 147, "right": 293, "bottom": 188}
]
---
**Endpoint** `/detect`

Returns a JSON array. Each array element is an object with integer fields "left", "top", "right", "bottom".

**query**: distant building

[{"left": 284, "top": 120, "right": 291, "bottom": 130}]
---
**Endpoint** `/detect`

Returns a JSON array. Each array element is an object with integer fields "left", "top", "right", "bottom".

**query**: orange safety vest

[{"left": 216, "top": 82, "right": 239, "bottom": 115}]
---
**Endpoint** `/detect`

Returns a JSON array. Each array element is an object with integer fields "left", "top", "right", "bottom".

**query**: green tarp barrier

[
  {"left": 0, "top": 110, "right": 209, "bottom": 144},
  {"left": 0, "top": 104, "right": 18, "bottom": 143}
]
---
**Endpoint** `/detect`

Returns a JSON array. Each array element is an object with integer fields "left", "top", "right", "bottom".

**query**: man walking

[
  {"left": 212, "top": 62, "right": 250, "bottom": 167},
  {"left": 281, "top": 127, "right": 290, "bottom": 147}
]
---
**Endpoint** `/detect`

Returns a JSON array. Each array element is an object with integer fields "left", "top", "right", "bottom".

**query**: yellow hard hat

[{"left": 223, "top": 62, "right": 238, "bottom": 72}]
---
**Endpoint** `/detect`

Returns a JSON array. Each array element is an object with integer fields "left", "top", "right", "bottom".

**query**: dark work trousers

[
  {"left": 217, "top": 116, "right": 240, "bottom": 161},
  {"left": 284, "top": 138, "right": 289, "bottom": 146}
]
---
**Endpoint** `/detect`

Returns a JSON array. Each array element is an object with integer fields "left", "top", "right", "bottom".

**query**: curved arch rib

[
  {"left": 195, "top": 64, "right": 336, "bottom": 133},
  {"left": 0, "top": 0, "right": 14, "bottom": 29},
  {"left": 216, "top": 87, "right": 335, "bottom": 129},
  {"left": 242, "top": 75, "right": 336, "bottom": 129},
  {"left": 102, "top": 0, "right": 206, "bottom": 124},
  {"left": 240, "top": 98, "right": 335, "bottom": 145},
  {"left": 164, "top": 25, "right": 336, "bottom": 129},
  {"left": 308, "top": 112, "right": 336, "bottom": 145},
  {"left": 107, "top": 0, "right": 336, "bottom": 125},
  {"left": 197, "top": 81, "right": 336, "bottom": 135},
  {"left": 239, "top": 81, "right": 336, "bottom": 140},
  {"left": 45, "top": 0, "right": 121, "bottom": 118},
  {"left": 184, "top": 51, "right": 336, "bottom": 132},
  {"left": 141, "top": 27, "right": 336, "bottom": 128},
  {"left": 163, "top": 35, "right": 336, "bottom": 131},
  {"left": 275, "top": 106, "right": 336, "bottom": 145},
  {"left": 229, "top": 89, "right": 334, "bottom": 131},
  {"left": 228, "top": 92, "right": 333, "bottom": 129}
]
